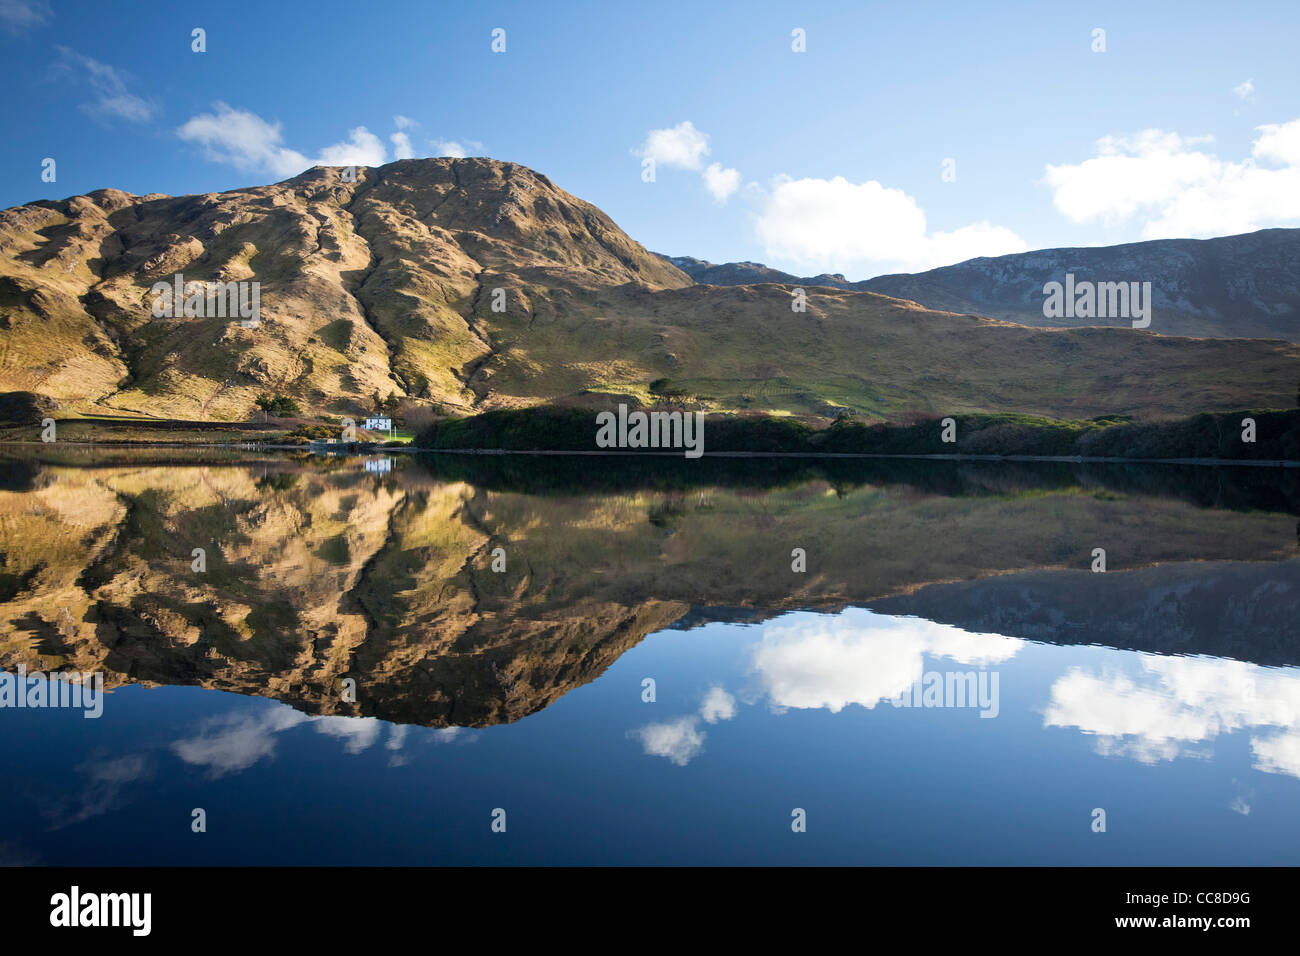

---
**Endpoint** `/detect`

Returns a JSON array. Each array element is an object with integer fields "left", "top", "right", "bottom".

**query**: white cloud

[
  {"left": 47, "top": 754, "right": 152, "bottom": 830},
  {"left": 637, "top": 120, "right": 710, "bottom": 170},
  {"left": 1044, "top": 131, "right": 1217, "bottom": 227},
  {"left": 315, "top": 126, "right": 387, "bottom": 167},
  {"left": 632, "top": 716, "right": 705, "bottom": 765},
  {"left": 1251, "top": 728, "right": 1300, "bottom": 778},
  {"left": 754, "top": 175, "right": 1027, "bottom": 276},
  {"left": 391, "top": 116, "right": 417, "bottom": 159},
  {"left": 172, "top": 707, "right": 309, "bottom": 777},
  {"left": 430, "top": 138, "right": 481, "bottom": 158},
  {"left": 637, "top": 123, "right": 744, "bottom": 204},
  {"left": 752, "top": 608, "right": 1021, "bottom": 714},
  {"left": 313, "top": 715, "right": 383, "bottom": 754},
  {"left": 431, "top": 726, "right": 473, "bottom": 744},
  {"left": 384, "top": 723, "right": 410, "bottom": 766},
  {"left": 55, "top": 46, "right": 155, "bottom": 123},
  {"left": 702, "top": 162, "right": 742, "bottom": 202},
  {"left": 1044, "top": 654, "right": 1300, "bottom": 778},
  {"left": 0, "top": 0, "right": 50, "bottom": 33},
  {"left": 390, "top": 131, "right": 415, "bottom": 159},
  {"left": 177, "top": 103, "right": 391, "bottom": 177},
  {"left": 1043, "top": 122, "right": 1300, "bottom": 239},
  {"left": 1233, "top": 79, "right": 1255, "bottom": 103},
  {"left": 178, "top": 103, "right": 311, "bottom": 176},
  {"left": 172, "top": 706, "right": 395, "bottom": 773},
  {"left": 430, "top": 139, "right": 467, "bottom": 158},
  {"left": 700, "top": 686, "right": 736, "bottom": 723},
  {"left": 1254, "top": 118, "right": 1300, "bottom": 165}
]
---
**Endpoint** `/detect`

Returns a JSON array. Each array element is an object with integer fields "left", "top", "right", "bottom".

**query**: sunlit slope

[{"left": 1, "top": 158, "right": 1295, "bottom": 423}]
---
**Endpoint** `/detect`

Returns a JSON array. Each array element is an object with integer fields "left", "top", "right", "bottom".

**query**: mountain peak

[{"left": 279, "top": 156, "right": 687, "bottom": 290}]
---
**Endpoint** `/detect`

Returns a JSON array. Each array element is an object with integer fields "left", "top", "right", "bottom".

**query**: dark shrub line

[{"left": 417, "top": 407, "right": 1300, "bottom": 462}]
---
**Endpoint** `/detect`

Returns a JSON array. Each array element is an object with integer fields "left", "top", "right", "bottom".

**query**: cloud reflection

[
  {"left": 752, "top": 608, "right": 1021, "bottom": 713},
  {"left": 172, "top": 707, "right": 310, "bottom": 777},
  {"left": 171, "top": 705, "right": 454, "bottom": 777},
  {"left": 632, "top": 716, "right": 705, "bottom": 766},
  {"left": 1044, "top": 654, "right": 1300, "bottom": 778}
]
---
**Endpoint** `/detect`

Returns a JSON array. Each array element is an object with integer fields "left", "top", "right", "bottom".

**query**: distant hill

[
  {"left": 660, "top": 228, "right": 1300, "bottom": 341},
  {"left": 1, "top": 158, "right": 1297, "bottom": 424},
  {"left": 656, "top": 254, "right": 851, "bottom": 289}
]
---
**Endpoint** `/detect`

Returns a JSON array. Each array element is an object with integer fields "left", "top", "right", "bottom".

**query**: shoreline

[{"left": 2, "top": 440, "right": 1297, "bottom": 468}]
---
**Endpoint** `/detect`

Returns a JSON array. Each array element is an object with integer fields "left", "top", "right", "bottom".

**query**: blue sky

[{"left": 2, "top": 0, "right": 1298, "bottom": 279}]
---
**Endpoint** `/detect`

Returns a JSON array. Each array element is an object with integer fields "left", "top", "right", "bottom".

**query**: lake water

[{"left": 1, "top": 451, "right": 1297, "bottom": 865}]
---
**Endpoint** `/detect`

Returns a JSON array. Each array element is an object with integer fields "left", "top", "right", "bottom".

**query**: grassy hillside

[{"left": 1, "top": 158, "right": 1297, "bottom": 428}]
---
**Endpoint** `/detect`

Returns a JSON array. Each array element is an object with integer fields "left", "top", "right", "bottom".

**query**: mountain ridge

[
  {"left": 1, "top": 157, "right": 1297, "bottom": 425},
  {"left": 658, "top": 227, "right": 1300, "bottom": 342}
]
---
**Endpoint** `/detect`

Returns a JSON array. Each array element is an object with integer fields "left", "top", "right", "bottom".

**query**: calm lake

[{"left": 1, "top": 450, "right": 1297, "bottom": 865}]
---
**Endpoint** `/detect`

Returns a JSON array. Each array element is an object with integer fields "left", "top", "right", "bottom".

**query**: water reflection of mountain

[
  {"left": 871, "top": 560, "right": 1300, "bottom": 666},
  {"left": 0, "top": 453, "right": 1296, "bottom": 728}
]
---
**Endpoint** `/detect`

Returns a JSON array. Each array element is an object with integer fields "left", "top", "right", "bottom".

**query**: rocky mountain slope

[
  {"left": 1, "top": 159, "right": 1297, "bottom": 423},
  {"left": 0, "top": 158, "right": 688, "bottom": 420},
  {"left": 662, "top": 228, "right": 1300, "bottom": 341}
]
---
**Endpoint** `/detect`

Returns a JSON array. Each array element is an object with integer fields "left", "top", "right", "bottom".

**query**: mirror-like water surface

[{"left": 1, "top": 452, "right": 1297, "bottom": 865}]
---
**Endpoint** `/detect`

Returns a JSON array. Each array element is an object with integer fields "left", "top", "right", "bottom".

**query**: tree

[
  {"left": 271, "top": 396, "right": 301, "bottom": 417},
  {"left": 255, "top": 394, "right": 300, "bottom": 418}
]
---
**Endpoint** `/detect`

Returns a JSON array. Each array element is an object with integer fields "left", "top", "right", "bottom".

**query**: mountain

[
  {"left": 872, "top": 559, "right": 1300, "bottom": 666},
  {"left": 657, "top": 254, "right": 851, "bottom": 289},
  {"left": 659, "top": 228, "right": 1300, "bottom": 341},
  {"left": 0, "top": 158, "right": 689, "bottom": 421},
  {"left": 1, "top": 158, "right": 1298, "bottom": 424}
]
